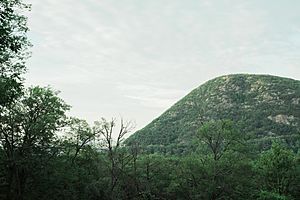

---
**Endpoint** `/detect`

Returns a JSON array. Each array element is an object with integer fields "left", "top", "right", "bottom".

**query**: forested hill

[{"left": 125, "top": 74, "right": 300, "bottom": 154}]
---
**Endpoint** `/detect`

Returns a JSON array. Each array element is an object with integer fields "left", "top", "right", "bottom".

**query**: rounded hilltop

[{"left": 126, "top": 74, "right": 300, "bottom": 154}]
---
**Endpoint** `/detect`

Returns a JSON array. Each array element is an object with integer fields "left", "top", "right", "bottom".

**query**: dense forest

[
  {"left": 126, "top": 74, "right": 300, "bottom": 154},
  {"left": 0, "top": 1, "right": 300, "bottom": 200}
]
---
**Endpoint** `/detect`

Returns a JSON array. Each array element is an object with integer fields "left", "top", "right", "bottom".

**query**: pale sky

[{"left": 25, "top": 0, "right": 300, "bottom": 130}]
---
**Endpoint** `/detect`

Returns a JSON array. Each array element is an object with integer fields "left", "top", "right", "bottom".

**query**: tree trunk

[{"left": 7, "top": 162, "right": 26, "bottom": 200}]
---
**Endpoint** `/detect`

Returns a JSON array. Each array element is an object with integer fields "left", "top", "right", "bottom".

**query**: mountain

[{"left": 125, "top": 74, "right": 300, "bottom": 154}]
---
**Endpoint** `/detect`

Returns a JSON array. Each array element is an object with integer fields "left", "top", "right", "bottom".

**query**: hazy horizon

[{"left": 24, "top": 0, "right": 300, "bottom": 131}]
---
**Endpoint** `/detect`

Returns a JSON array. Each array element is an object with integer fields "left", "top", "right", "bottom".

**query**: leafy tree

[
  {"left": 168, "top": 155, "right": 208, "bottom": 199},
  {"left": 0, "top": 86, "right": 69, "bottom": 200},
  {"left": 197, "top": 120, "right": 243, "bottom": 161},
  {"left": 0, "top": 0, "right": 30, "bottom": 106},
  {"left": 255, "top": 142, "right": 299, "bottom": 199},
  {"left": 196, "top": 120, "right": 253, "bottom": 200},
  {"left": 62, "top": 118, "right": 98, "bottom": 163}
]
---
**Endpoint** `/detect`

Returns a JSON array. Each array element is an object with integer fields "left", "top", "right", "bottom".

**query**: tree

[
  {"left": 0, "top": 86, "right": 69, "bottom": 200},
  {"left": 255, "top": 142, "right": 299, "bottom": 199},
  {"left": 196, "top": 120, "right": 252, "bottom": 200},
  {"left": 197, "top": 120, "right": 243, "bottom": 161},
  {"left": 0, "top": 0, "right": 31, "bottom": 106},
  {"left": 94, "top": 118, "right": 135, "bottom": 199},
  {"left": 63, "top": 118, "right": 98, "bottom": 164}
]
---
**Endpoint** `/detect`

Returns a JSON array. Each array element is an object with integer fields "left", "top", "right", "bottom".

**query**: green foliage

[
  {"left": 126, "top": 74, "right": 300, "bottom": 154},
  {"left": 257, "top": 191, "right": 290, "bottom": 200},
  {"left": 194, "top": 120, "right": 255, "bottom": 199},
  {"left": 1, "top": 1, "right": 300, "bottom": 199},
  {"left": 197, "top": 120, "right": 243, "bottom": 159},
  {"left": 1, "top": 112, "right": 300, "bottom": 200},
  {"left": 0, "top": 0, "right": 31, "bottom": 106},
  {"left": 255, "top": 142, "right": 299, "bottom": 198},
  {"left": 0, "top": 86, "right": 70, "bottom": 200}
]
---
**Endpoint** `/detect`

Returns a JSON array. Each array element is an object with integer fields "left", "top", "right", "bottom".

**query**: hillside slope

[{"left": 126, "top": 74, "right": 300, "bottom": 154}]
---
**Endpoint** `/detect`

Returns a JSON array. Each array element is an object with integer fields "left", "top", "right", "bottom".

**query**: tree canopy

[{"left": 0, "top": 1, "right": 299, "bottom": 200}]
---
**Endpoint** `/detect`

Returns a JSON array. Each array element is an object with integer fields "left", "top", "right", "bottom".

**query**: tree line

[{"left": 0, "top": 1, "right": 300, "bottom": 199}]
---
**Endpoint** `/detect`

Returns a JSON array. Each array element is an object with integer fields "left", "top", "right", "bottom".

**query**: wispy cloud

[
  {"left": 117, "top": 83, "right": 187, "bottom": 109},
  {"left": 24, "top": 0, "right": 300, "bottom": 129}
]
